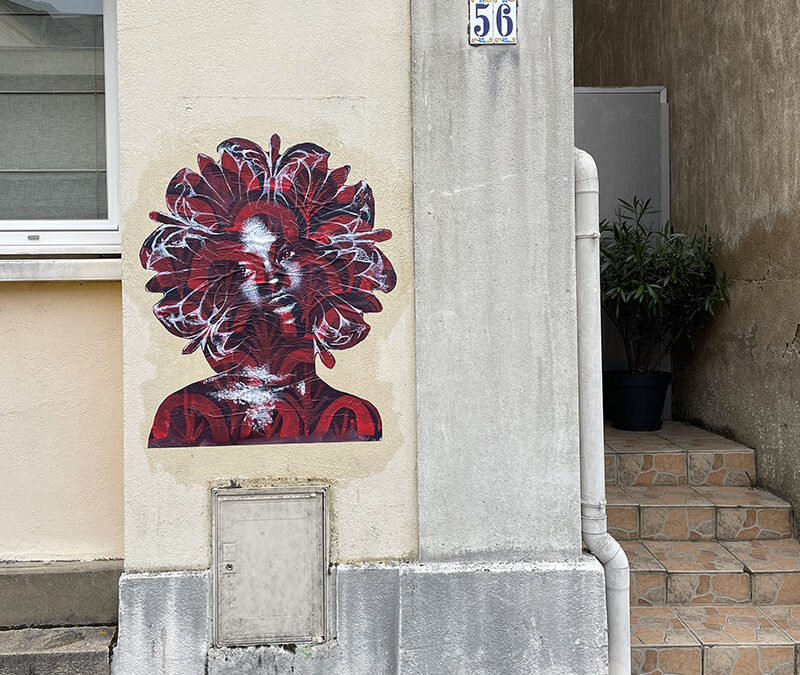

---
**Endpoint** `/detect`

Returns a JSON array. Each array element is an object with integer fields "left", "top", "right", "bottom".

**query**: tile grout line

[{"left": 668, "top": 606, "right": 704, "bottom": 650}]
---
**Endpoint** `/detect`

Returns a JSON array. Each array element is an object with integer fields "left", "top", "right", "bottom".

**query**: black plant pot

[{"left": 605, "top": 371, "right": 672, "bottom": 432}]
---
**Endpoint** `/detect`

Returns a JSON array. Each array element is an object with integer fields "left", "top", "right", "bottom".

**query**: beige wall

[
  {"left": 575, "top": 1, "right": 800, "bottom": 512},
  {"left": 0, "top": 281, "right": 123, "bottom": 561},
  {"left": 118, "top": 0, "right": 416, "bottom": 571}
]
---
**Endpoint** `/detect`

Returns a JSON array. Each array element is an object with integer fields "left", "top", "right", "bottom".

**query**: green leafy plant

[{"left": 599, "top": 197, "right": 729, "bottom": 374}]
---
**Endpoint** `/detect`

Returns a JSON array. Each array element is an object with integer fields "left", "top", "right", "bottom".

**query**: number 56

[{"left": 470, "top": 0, "right": 517, "bottom": 45}]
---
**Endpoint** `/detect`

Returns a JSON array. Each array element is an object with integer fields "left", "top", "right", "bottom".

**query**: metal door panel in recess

[
  {"left": 212, "top": 486, "right": 328, "bottom": 646},
  {"left": 575, "top": 87, "right": 672, "bottom": 416},
  {"left": 575, "top": 87, "right": 669, "bottom": 228}
]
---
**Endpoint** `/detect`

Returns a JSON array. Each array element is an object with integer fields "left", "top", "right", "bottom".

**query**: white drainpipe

[{"left": 574, "top": 147, "right": 631, "bottom": 675}]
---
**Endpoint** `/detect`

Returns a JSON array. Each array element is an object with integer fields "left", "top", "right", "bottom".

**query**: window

[{"left": 0, "top": 0, "right": 119, "bottom": 263}]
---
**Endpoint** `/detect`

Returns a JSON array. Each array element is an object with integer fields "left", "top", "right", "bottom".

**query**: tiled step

[
  {"left": 617, "top": 424, "right": 800, "bottom": 673},
  {"left": 624, "top": 540, "right": 800, "bottom": 607},
  {"left": 0, "top": 625, "right": 114, "bottom": 675},
  {"left": 605, "top": 421, "right": 756, "bottom": 487},
  {"left": 631, "top": 605, "right": 798, "bottom": 675},
  {"left": 625, "top": 541, "right": 750, "bottom": 606},
  {"left": 726, "top": 541, "right": 800, "bottom": 605},
  {"left": 608, "top": 486, "right": 792, "bottom": 542}
]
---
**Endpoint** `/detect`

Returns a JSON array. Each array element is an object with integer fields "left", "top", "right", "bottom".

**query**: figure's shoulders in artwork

[{"left": 148, "top": 376, "right": 382, "bottom": 448}]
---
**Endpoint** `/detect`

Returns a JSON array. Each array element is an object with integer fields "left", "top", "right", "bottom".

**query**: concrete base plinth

[
  {"left": 113, "top": 556, "right": 607, "bottom": 675},
  {"left": 112, "top": 572, "right": 210, "bottom": 675}
]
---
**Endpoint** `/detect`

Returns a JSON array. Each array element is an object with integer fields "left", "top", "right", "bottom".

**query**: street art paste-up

[{"left": 141, "top": 135, "right": 396, "bottom": 448}]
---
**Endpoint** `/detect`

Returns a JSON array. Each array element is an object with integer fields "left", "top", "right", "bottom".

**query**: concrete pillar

[{"left": 412, "top": 0, "right": 583, "bottom": 562}]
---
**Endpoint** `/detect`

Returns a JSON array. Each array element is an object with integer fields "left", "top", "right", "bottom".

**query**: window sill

[{"left": 0, "top": 256, "right": 121, "bottom": 282}]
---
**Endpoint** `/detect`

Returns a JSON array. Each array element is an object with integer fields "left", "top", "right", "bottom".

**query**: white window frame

[{"left": 0, "top": 0, "right": 121, "bottom": 280}]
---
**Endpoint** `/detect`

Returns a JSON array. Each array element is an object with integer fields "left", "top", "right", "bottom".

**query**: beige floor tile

[
  {"left": 604, "top": 425, "right": 659, "bottom": 441},
  {"left": 656, "top": 421, "right": 713, "bottom": 437},
  {"left": 667, "top": 573, "right": 751, "bottom": 605},
  {"left": 605, "top": 451, "right": 617, "bottom": 485},
  {"left": 632, "top": 646, "right": 702, "bottom": 674},
  {"left": 632, "top": 571, "right": 668, "bottom": 606},
  {"left": 759, "top": 605, "right": 800, "bottom": 641},
  {"left": 606, "top": 485, "right": 635, "bottom": 505},
  {"left": 608, "top": 506, "right": 640, "bottom": 540},
  {"left": 676, "top": 438, "right": 753, "bottom": 452},
  {"left": 694, "top": 487, "right": 790, "bottom": 508},
  {"left": 631, "top": 606, "right": 699, "bottom": 646},
  {"left": 688, "top": 452, "right": 755, "bottom": 487},
  {"left": 624, "top": 543, "right": 668, "bottom": 605},
  {"left": 645, "top": 541, "right": 743, "bottom": 572},
  {"left": 640, "top": 507, "right": 716, "bottom": 541},
  {"left": 624, "top": 542, "right": 665, "bottom": 571},
  {"left": 625, "top": 486, "right": 711, "bottom": 507},
  {"left": 606, "top": 435, "right": 685, "bottom": 454},
  {"left": 702, "top": 645, "right": 794, "bottom": 675},
  {"left": 618, "top": 453, "right": 687, "bottom": 486},
  {"left": 658, "top": 422, "right": 748, "bottom": 445},
  {"left": 751, "top": 572, "right": 800, "bottom": 605},
  {"left": 675, "top": 606, "right": 793, "bottom": 645},
  {"left": 717, "top": 508, "right": 792, "bottom": 541},
  {"left": 724, "top": 540, "right": 800, "bottom": 572}
]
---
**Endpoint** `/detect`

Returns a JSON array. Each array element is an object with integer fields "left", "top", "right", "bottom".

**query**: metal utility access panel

[{"left": 212, "top": 486, "right": 329, "bottom": 646}]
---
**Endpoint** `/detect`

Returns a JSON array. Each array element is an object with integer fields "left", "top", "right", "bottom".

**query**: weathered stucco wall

[
  {"left": 118, "top": 0, "right": 415, "bottom": 570},
  {"left": 575, "top": 2, "right": 800, "bottom": 511},
  {"left": 114, "top": 3, "right": 609, "bottom": 670},
  {"left": 0, "top": 282, "right": 123, "bottom": 560}
]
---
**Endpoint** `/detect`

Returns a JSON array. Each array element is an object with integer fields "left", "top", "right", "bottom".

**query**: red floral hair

[{"left": 140, "top": 135, "right": 396, "bottom": 372}]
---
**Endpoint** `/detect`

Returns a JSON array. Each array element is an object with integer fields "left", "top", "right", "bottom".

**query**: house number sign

[{"left": 470, "top": 0, "right": 517, "bottom": 45}]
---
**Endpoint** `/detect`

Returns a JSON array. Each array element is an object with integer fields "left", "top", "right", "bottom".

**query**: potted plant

[{"left": 600, "top": 197, "right": 728, "bottom": 431}]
